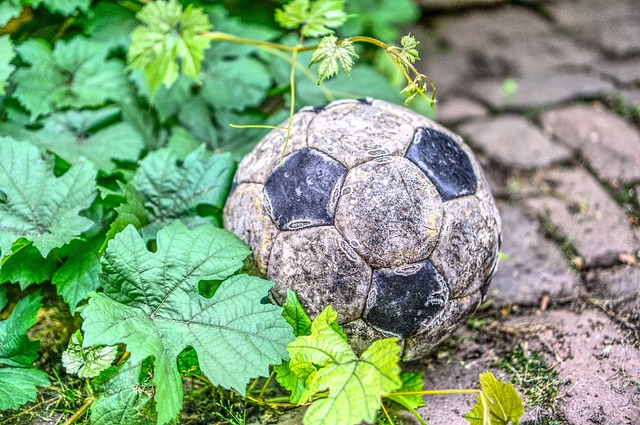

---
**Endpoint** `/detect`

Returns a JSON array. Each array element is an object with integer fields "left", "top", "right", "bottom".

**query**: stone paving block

[
  {"left": 531, "top": 310, "right": 640, "bottom": 425},
  {"left": 417, "top": 0, "right": 504, "bottom": 10},
  {"left": 435, "top": 97, "right": 487, "bottom": 125},
  {"left": 593, "top": 59, "right": 640, "bottom": 85},
  {"left": 541, "top": 105, "right": 640, "bottom": 185},
  {"left": 488, "top": 202, "right": 579, "bottom": 306},
  {"left": 585, "top": 265, "right": 640, "bottom": 298},
  {"left": 459, "top": 115, "right": 571, "bottom": 169},
  {"left": 524, "top": 167, "right": 639, "bottom": 267},
  {"left": 470, "top": 72, "right": 615, "bottom": 111},
  {"left": 547, "top": 0, "right": 640, "bottom": 58}
]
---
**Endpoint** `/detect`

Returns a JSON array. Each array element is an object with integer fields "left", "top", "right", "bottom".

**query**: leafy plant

[{"left": 0, "top": 0, "right": 524, "bottom": 423}]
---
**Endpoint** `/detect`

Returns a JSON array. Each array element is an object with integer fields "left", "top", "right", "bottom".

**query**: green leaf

[
  {"left": 80, "top": 1, "right": 139, "bottom": 50},
  {"left": 399, "top": 34, "right": 420, "bottom": 64},
  {"left": 90, "top": 360, "right": 156, "bottom": 425},
  {"left": 0, "top": 137, "right": 97, "bottom": 260},
  {"left": 0, "top": 290, "right": 49, "bottom": 409},
  {"left": 275, "top": 0, "right": 347, "bottom": 38},
  {"left": 0, "top": 291, "right": 41, "bottom": 367},
  {"left": 12, "top": 38, "right": 130, "bottom": 120},
  {"left": 128, "top": 0, "right": 211, "bottom": 97},
  {"left": 310, "top": 35, "right": 358, "bottom": 83},
  {"left": 30, "top": 108, "right": 144, "bottom": 173},
  {"left": 103, "top": 183, "right": 148, "bottom": 246},
  {"left": 341, "top": 0, "right": 419, "bottom": 42},
  {"left": 274, "top": 290, "right": 312, "bottom": 403},
  {"left": 134, "top": 146, "right": 235, "bottom": 240},
  {"left": 384, "top": 372, "right": 426, "bottom": 421},
  {"left": 281, "top": 290, "right": 312, "bottom": 338},
  {"left": 0, "top": 35, "right": 15, "bottom": 95},
  {"left": 167, "top": 127, "right": 202, "bottom": 160},
  {"left": 39, "top": 0, "right": 90, "bottom": 15},
  {"left": 82, "top": 222, "right": 293, "bottom": 424},
  {"left": 62, "top": 330, "right": 117, "bottom": 378},
  {"left": 0, "top": 367, "right": 50, "bottom": 410},
  {"left": 464, "top": 371, "right": 525, "bottom": 425},
  {"left": 52, "top": 239, "right": 102, "bottom": 312},
  {"left": 0, "top": 240, "right": 57, "bottom": 289},
  {"left": 287, "top": 306, "right": 402, "bottom": 425},
  {"left": 200, "top": 57, "right": 271, "bottom": 111},
  {"left": 0, "top": 286, "right": 7, "bottom": 310}
]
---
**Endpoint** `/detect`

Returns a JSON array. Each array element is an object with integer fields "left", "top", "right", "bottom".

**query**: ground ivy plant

[{"left": 0, "top": 1, "right": 523, "bottom": 424}]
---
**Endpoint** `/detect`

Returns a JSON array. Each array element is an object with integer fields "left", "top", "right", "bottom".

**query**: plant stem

[
  {"left": 63, "top": 396, "right": 94, "bottom": 425},
  {"left": 390, "top": 389, "right": 481, "bottom": 396},
  {"left": 203, "top": 32, "right": 316, "bottom": 53},
  {"left": 257, "top": 370, "right": 276, "bottom": 400}
]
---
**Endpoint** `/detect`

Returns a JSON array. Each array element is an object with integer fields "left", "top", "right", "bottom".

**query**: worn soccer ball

[{"left": 224, "top": 98, "right": 501, "bottom": 359}]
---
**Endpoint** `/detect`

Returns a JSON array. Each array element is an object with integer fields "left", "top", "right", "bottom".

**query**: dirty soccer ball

[{"left": 224, "top": 98, "right": 501, "bottom": 359}]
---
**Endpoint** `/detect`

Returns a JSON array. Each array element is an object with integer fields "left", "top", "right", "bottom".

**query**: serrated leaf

[
  {"left": 310, "top": 35, "right": 358, "bottom": 82},
  {"left": 30, "top": 108, "right": 144, "bottom": 172},
  {"left": 104, "top": 183, "right": 148, "bottom": 246},
  {"left": 0, "top": 0, "right": 25, "bottom": 27},
  {"left": 0, "top": 291, "right": 41, "bottom": 367},
  {"left": 82, "top": 222, "right": 293, "bottom": 424},
  {"left": 0, "top": 286, "right": 7, "bottom": 310},
  {"left": 0, "top": 137, "right": 97, "bottom": 260},
  {"left": 52, "top": 238, "right": 102, "bottom": 312},
  {"left": 0, "top": 35, "right": 15, "bottom": 95},
  {"left": 12, "top": 38, "right": 130, "bottom": 120},
  {"left": 0, "top": 240, "right": 57, "bottom": 289},
  {"left": 275, "top": 0, "right": 347, "bottom": 38},
  {"left": 134, "top": 146, "right": 235, "bottom": 240},
  {"left": 464, "top": 371, "right": 524, "bottom": 425},
  {"left": 399, "top": 34, "right": 420, "bottom": 64},
  {"left": 62, "top": 331, "right": 117, "bottom": 378},
  {"left": 90, "top": 360, "right": 156, "bottom": 425},
  {"left": 167, "top": 127, "right": 202, "bottom": 160},
  {"left": 128, "top": 0, "right": 211, "bottom": 97},
  {"left": 0, "top": 367, "right": 50, "bottom": 410},
  {"left": 287, "top": 306, "right": 402, "bottom": 425},
  {"left": 80, "top": 1, "right": 138, "bottom": 50}
]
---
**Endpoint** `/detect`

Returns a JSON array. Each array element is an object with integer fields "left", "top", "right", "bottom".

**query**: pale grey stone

[
  {"left": 541, "top": 105, "right": 640, "bottom": 184},
  {"left": 525, "top": 168, "right": 640, "bottom": 267},
  {"left": 430, "top": 195, "right": 500, "bottom": 298},
  {"left": 334, "top": 157, "right": 443, "bottom": 268},
  {"left": 307, "top": 101, "right": 415, "bottom": 168},
  {"left": 268, "top": 226, "right": 372, "bottom": 323},
  {"left": 460, "top": 115, "right": 572, "bottom": 169},
  {"left": 223, "top": 183, "right": 278, "bottom": 274},
  {"left": 435, "top": 97, "right": 488, "bottom": 125},
  {"left": 470, "top": 72, "right": 615, "bottom": 111}
]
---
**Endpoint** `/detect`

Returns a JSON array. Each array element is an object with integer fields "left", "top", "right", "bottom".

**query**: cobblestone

[
  {"left": 488, "top": 202, "right": 579, "bottom": 306},
  {"left": 459, "top": 115, "right": 571, "bottom": 169},
  {"left": 584, "top": 265, "right": 640, "bottom": 298},
  {"left": 470, "top": 72, "right": 615, "bottom": 111},
  {"left": 435, "top": 96, "right": 487, "bottom": 125},
  {"left": 533, "top": 310, "right": 640, "bottom": 425},
  {"left": 541, "top": 105, "right": 640, "bottom": 185},
  {"left": 593, "top": 59, "right": 640, "bottom": 85},
  {"left": 524, "top": 168, "right": 639, "bottom": 267}
]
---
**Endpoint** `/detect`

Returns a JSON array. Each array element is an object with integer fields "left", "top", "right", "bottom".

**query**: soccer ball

[{"left": 224, "top": 98, "right": 501, "bottom": 359}]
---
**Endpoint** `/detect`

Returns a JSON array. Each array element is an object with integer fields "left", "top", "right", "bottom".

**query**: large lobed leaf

[
  {"left": 0, "top": 137, "right": 97, "bottom": 261},
  {"left": 0, "top": 291, "right": 49, "bottom": 410},
  {"left": 12, "top": 37, "right": 130, "bottom": 120},
  {"left": 134, "top": 146, "right": 235, "bottom": 239},
  {"left": 287, "top": 306, "right": 403, "bottom": 425},
  {"left": 82, "top": 222, "right": 293, "bottom": 424},
  {"left": 0, "top": 35, "right": 15, "bottom": 95}
]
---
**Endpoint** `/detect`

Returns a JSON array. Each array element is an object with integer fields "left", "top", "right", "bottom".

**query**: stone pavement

[{"left": 410, "top": 0, "right": 640, "bottom": 423}]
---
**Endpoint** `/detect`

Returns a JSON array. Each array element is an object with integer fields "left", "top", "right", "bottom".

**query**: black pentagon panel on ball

[
  {"left": 406, "top": 127, "right": 478, "bottom": 201},
  {"left": 263, "top": 148, "right": 348, "bottom": 230},
  {"left": 363, "top": 259, "right": 449, "bottom": 338}
]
